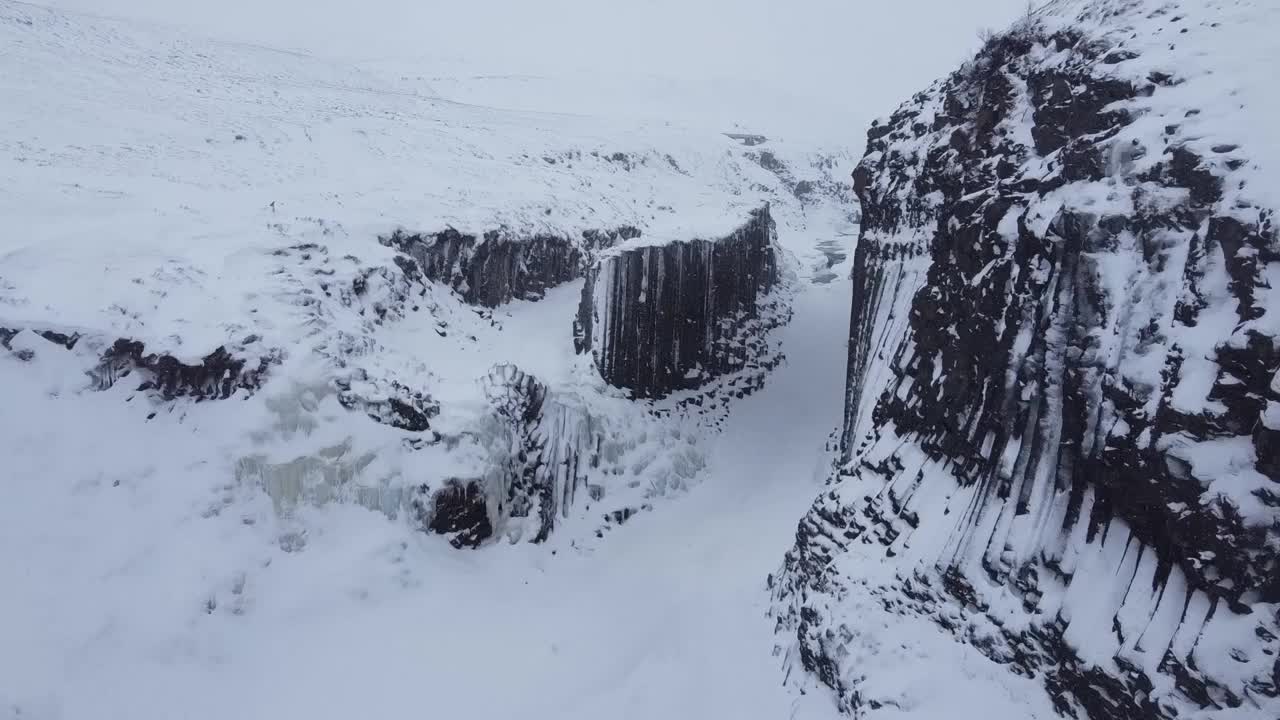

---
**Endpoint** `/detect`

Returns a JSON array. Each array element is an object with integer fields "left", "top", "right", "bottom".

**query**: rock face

[
  {"left": 411, "top": 364, "right": 603, "bottom": 547},
  {"left": 575, "top": 206, "right": 781, "bottom": 398},
  {"left": 383, "top": 225, "right": 639, "bottom": 307},
  {"left": 776, "top": 2, "right": 1279, "bottom": 718}
]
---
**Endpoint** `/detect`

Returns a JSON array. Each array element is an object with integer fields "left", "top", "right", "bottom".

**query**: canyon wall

[
  {"left": 777, "top": 2, "right": 1279, "bottom": 718},
  {"left": 575, "top": 206, "right": 781, "bottom": 398},
  {"left": 383, "top": 225, "right": 639, "bottom": 307}
]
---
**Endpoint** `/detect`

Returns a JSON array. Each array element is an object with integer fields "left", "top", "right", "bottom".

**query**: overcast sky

[{"left": 36, "top": 1, "right": 1034, "bottom": 141}]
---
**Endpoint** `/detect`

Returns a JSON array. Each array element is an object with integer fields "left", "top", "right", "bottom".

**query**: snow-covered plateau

[{"left": 1, "top": 0, "right": 1276, "bottom": 719}]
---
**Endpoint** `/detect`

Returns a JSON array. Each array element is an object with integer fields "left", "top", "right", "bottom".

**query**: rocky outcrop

[
  {"left": 382, "top": 224, "right": 639, "bottom": 307},
  {"left": 334, "top": 371, "right": 440, "bottom": 433},
  {"left": 407, "top": 364, "right": 603, "bottom": 547},
  {"left": 575, "top": 206, "right": 781, "bottom": 398},
  {"left": 412, "top": 479, "right": 492, "bottom": 549},
  {"left": 89, "top": 339, "right": 278, "bottom": 401},
  {"left": 777, "top": 2, "right": 1279, "bottom": 718},
  {"left": 2, "top": 326, "right": 277, "bottom": 401}
]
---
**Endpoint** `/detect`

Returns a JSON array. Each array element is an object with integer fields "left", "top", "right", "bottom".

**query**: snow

[
  {"left": 1, "top": 0, "right": 856, "bottom": 357},
  {"left": 1265, "top": 400, "right": 1280, "bottom": 431},
  {"left": 4, "top": 252, "right": 1072, "bottom": 718},
  {"left": 15, "top": 0, "right": 1259, "bottom": 717},
  {"left": 0, "top": 2, "right": 894, "bottom": 712},
  {"left": 31, "top": 0, "right": 1039, "bottom": 144}
]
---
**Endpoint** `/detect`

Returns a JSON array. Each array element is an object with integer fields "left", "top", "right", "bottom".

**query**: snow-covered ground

[
  {"left": 3, "top": 260, "right": 1068, "bottom": 720},
  {"left": 0, "top": 0, "right": 1076, "bottom": 717}
]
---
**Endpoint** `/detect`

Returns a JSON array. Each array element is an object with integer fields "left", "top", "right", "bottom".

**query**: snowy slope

[
  {"left": 776, "top": 1, "right": 1280, "bottom": 718},
  {"left": 0, "top": 1, "right": 863, "bottom": 716},
  {"left": 32, "top": 0, "right": 1042, "bottom": 143},
  {"left": 0, "top": 0, "right": 854, "bottom": 525}
]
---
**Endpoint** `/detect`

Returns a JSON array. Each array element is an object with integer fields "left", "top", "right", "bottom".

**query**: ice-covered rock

[
  {"left": 575, "top": 206, "right": 783, "bottom": 397},
  {"left": 381, "top": 224, "right": 640, "bottom": 308},
  {"left": 477, "top": 363, "right": 602, "bottom": 542},
  {"left": 776, "top": 1, "right": 1280, "bottom": 717}
]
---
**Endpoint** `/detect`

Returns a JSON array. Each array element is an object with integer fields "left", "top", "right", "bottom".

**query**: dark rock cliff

[
  {"left": 574, "top": 206, "right": 781, "bottom": 398},
  {"left": 776, "top": 2, "right": 1279, "bottom": 718},
  {"left": 383, "top": 224, "right": 639, "bottom": 308},
  {"left": 480, "top": 363, "right": 601, "bottom": 543}
]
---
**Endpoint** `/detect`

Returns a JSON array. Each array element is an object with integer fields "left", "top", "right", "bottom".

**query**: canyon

[{"left": 1, "top": 1, "right": 1275, "bottom": 719}]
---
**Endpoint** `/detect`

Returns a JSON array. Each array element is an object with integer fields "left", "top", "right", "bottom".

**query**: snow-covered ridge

[
  {"left": 0, "top": 0, "right": 849, "bottom": 353},
  {"left": 1, "top": 1, "right": 865, "bottom": 718},
  {"left": 0, "top": 0, "right": 846, "bottom": 600},
  {"left": 776, "top": 0, "right": 1279, "bottom": 717}
]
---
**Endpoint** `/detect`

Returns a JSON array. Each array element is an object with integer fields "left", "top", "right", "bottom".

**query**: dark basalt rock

[
  {"left": 3, "top": 325, "right": 276, "bottom": 400},
  {"left": 408, "top": 364, "right": 602, "bottom": 546},
  {"left": 575, "top": 206, "right": 780, "bottom": 398},
  {"left": 89, "top": 339, "right": 276, "bottom": 401},
  {"left": 334, "top": 373, "right": 440, "bottom": 433},
  {"left": 749, "top": 151, "right": 854, "bottom": 206},
  {"left": 414, "top": 479, "right": 492, "bottom": 549},
  {"left": 778, "top": 9, "right": 1280, "bottom": 720},
  {"left": 3, "top": 327, "right": 81, "bottom": 353},
  {"left": 36, "top": 329, "right": 80, "bottom": 349},
  {"left": 382, "top": 224, "right": 640, "bottom": 308}
]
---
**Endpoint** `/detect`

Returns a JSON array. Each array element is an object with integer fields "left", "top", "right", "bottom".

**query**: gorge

[{"left": 1, "top": 1, "right": 1275, "bottom": 719}]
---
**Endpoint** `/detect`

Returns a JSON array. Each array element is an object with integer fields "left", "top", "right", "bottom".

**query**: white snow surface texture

[
  {"left": 0, "top": 1, "right": 852, "bottom": 717},
  {"left": 1, "top": 1, "right": 1275, "bottom": 720}
]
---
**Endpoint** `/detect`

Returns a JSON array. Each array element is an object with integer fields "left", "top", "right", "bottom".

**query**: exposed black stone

[
  {"left": 333, "top": 373, "right": 439, "bottom": 433},
  {"left": 779, "top": 11, "right": 1280, "bottom": 719},
  {"left": 724, "top": 132, "right": 768, "bottom": 146},
  {"left": 1166, "top": 145, "right": 1223, "bottom": 206},
  {"left": 415, "top": 479, "right": 492, "bottom": 549},
  {"left": 575, "top": 206, "right": 780, "bottom": 398},
  {"left": 382, "top": 223, "right": 640, "bottom": 308}
]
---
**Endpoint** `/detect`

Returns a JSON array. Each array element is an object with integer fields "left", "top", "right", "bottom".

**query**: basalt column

[{"left": 575, "top": 206, "right": 779, "bottom": 398}]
